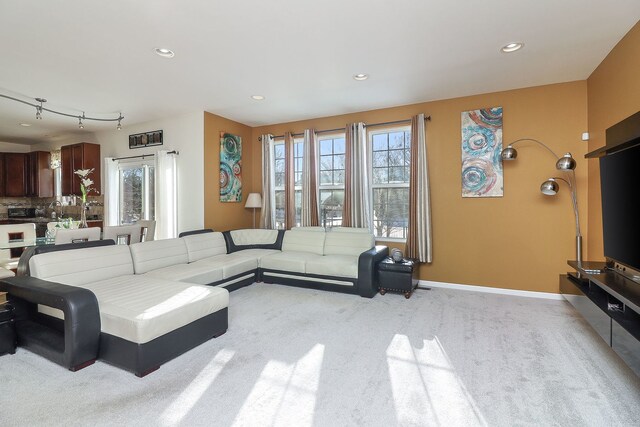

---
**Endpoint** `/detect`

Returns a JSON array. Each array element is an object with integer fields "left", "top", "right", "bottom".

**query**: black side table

[
  {"left": 0, "top": 303, "right": 17, "bottom": 355},
  {"left": 378, "top": 257, "right": 418, "bottom": 299}
]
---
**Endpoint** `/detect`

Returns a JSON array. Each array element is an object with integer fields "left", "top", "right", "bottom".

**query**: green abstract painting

[{"left": 220, "top": 132, "right": 242, "bottom": 202}]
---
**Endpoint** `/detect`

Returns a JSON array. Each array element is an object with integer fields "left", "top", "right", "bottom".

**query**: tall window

[
  {"left": 118, "top": 160, "right": 155, "bottom": 225},
  {"left": 273, "top": 139, "right": 303, "bottom": 229},
  {"left": 273, "top": 142, "right": 286, "bottom": 229},
  {"left": 370, "top": 128, "right": 411, "bottom": 239},
  {"left": 293, "top": 141, "right": 303, "bottom": 226},
  {"left": 318, "top": 134, "right": 345, "bottom": 227}
]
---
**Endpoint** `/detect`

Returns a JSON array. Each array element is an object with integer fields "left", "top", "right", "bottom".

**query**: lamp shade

[
  {"left": 500, "top": 145, "right": 518, "bottom": 160},
  {"left": 245, "top": 193, "right": 262, "bottom": 208},
  {"left": 540, "top": 178, "right": 559, "bottom": 196},
  {"left": 556, "top": 152, "right": 577, "bottom": 170}
]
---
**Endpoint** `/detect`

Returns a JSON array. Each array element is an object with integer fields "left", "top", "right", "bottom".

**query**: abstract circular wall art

[
  {"left": 461, "top": 106, "right": 503, "bottom": 197},
  {"left": 220, "top": 132, "right": 242, "bottom": 202}
]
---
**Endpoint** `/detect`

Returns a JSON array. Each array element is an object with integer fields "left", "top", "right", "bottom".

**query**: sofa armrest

[
  {"left": 0, "top": 276, "right": 101, "bottom": 371},
  {"left": 357, "top": 245, "right": 389, "bottom": 298}
]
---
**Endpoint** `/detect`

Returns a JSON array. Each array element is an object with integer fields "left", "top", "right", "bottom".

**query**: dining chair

[
  {"left": 103, "top": 225, "right": 142, "bottom": 245},
  {"left": 136, "top": 220, "right": 156, "bottom": 242},
  {"left": 54, "top": 227, "right": 101, "bottom": 244},
  {"left": 0, "top": 223, "right": 37, "bottom": 271}
]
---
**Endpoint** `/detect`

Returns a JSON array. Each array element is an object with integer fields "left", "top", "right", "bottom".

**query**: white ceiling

[{"left": 0, "top": 0, "right": 639, "bottom": 144}]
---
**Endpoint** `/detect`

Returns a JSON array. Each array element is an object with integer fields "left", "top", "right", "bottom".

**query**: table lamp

[{"left": 245, "top": 193, "right": 262, "bottom": 229}]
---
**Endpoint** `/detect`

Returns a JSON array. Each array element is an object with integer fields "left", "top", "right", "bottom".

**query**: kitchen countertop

[{"left": 1, "top": 217, "right": 103, "bottom": 223}]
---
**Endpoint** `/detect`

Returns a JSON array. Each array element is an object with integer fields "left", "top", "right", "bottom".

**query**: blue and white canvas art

[{"left": 461, "top": 107, "right": 503, "bottom": 198}]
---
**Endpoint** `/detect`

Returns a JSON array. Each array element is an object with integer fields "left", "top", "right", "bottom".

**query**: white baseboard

[{"left": 418, "top": 280, "right": 565, "bottom": 300}]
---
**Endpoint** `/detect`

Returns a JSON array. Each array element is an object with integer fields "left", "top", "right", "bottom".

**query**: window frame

[
  {"left": 117, "top": 158, "right": 155, "bottom": 225},
  {"left": 368, "top": 126, "right": 411, "bottom": 242},
  {"left": 317, "top": 132, "right": 346, "bottom": 228},
  {"left": 272, "top": 137, "right": 304, "bottom": 229}
]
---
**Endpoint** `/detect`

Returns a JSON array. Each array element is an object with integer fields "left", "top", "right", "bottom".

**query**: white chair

[
  {"left": 54, "top": 227, "right": 101, "bottom": 244},
  {"left": 0, "top": 267, "right": 14, "bottom": 279},
  {"left": 0, "top": 223, "right": 37, "bottom": 271},
  {"left": 103, "top": 225, "right": 142, "bottom": 245},
  {"left": 136, "top": 220, "right": 156, "bottom": 242}
]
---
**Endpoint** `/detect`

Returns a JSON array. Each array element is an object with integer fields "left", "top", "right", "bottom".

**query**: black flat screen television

[{"left": 599, "top": 141, "right": 640, "bottom": 272}]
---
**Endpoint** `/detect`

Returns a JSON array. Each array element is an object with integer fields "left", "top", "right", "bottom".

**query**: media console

[{"left": 560, "top": 260, "right": 640, "bottom": 376}]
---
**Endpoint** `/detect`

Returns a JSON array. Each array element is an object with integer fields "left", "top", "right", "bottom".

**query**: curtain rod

[
  {"left": 112, "top": 150, "right": 179, "bottom": 161},
  {"left": 259, "top": 115, "right": 431, "bottom": 141}
]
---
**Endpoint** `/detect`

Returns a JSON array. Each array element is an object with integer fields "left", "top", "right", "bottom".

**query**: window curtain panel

[
  {"left": 284, "top": 132, "right": 296, "bottom": 229},
  {"left": 343, "top": 122, "right": 371, "bottom": 229},
  {"left": 405, "top": 113, "right": 433, "bottom": 263},
  {"left": 155, "top": 150, "right": 178, "bottom": 239},
  {"left": 103, "top": 157, "right": 119, "bottom": 226},
  {"left": 301, "top": 128, "right": 319, "bottom": 226},
  {"left": 260, "top": 134, "right": 275, "bottom": 229}
]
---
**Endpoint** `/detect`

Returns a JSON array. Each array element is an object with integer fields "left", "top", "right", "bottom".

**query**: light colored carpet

[{"left": 1, "top": 283, "right": 639, "bottom": 427}]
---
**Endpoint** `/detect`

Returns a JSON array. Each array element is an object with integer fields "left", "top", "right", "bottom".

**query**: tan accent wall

[
  {"left": 586, "top": 21, "right": 640, "bottom": 261},
  {"left": 204, "top": 112, "right": 254, "bottom": 231},
  {"left": 250, "top": 82, "right": 588, "bottom": 293}
]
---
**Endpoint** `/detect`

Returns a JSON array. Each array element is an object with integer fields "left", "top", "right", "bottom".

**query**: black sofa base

[
  {"left": 99, "top": 308, "right": 228, "bottom": 377},
  {"left": 260, "top": 269, "right": 361, "bottom": 296},
  {"left": 209, "top": 271, "right": 257, "bottom": 292}
]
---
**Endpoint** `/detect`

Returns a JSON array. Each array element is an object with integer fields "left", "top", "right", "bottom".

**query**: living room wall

[
  {"left": 250, "top": 82, "right": 589, "bottom": 294},
  {"left": 203, "top": 111, "right": 254, "bottom": 231},
  {"left": 586, "top": 21, "right": 640, "bottom": 261}
]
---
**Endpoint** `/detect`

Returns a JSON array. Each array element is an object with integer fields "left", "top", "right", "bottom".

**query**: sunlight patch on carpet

[
  {"left": 231, "top": 343, "right": 325, "bottom": 426},
  {"left": 386, "top": 334, "right": 488, "bottom": 425},
  {"left": 160, "top": 348, "right": 235, "bottom": 425}
]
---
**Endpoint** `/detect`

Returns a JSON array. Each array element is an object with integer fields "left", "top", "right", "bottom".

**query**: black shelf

[{"left": 567, "top": 260, "right": 640, "bottom": 313}]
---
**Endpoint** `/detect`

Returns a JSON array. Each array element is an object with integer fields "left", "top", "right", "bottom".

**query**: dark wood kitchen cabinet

[
  {"left": 0, "top": 151, "right": 54, "bottom": 197},
  {"left": 61, "top": 142, "right": 101, "bottom": 196},
  {"left": 3, "top": 153, "right": 28, "bottom": 197},
  {"left": 26, "top": 151, "right": 54, "bottom": 197},
  {"left": 0, "top": 153, "right": 5, "bottom": 197}
]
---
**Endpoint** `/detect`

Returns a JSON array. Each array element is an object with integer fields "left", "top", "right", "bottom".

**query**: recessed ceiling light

[
  {"left": 154, "top": 47, "right": 175, "bottom": 58},
  {"left": 501, "top": 42, "right": 524, "bottom": 53},
  {"left": 19, "top": 123, "right": 31, "bottom": 127},
  {"left": 251, "top": 95, "right": 265, "bottom": 100},
  {"left": 353, "top": 73, "right": 369, "bottom": 81}
]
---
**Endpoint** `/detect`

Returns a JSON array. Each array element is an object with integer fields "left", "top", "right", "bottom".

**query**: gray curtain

[
  {"left": 301, "top": 129, "right": 319, "bottom": 226},
  {"left": 405, "top": 114, "right": 433, "bottom": 263},
  {"left": 343, "top": 122, "right": 371, "bottom": 229},
  {"left": 260, "top": 134, "right": 275, "bottom": 229}
]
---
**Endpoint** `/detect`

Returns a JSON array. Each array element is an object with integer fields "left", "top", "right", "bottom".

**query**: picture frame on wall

[{"left": 129, "top": 130, "right": 163, "bottom": 149}]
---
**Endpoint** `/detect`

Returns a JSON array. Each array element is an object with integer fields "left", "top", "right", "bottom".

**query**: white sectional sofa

[
  {"left": 5, "top": 240, "right": 229, "bottom": 377},
  {"left": 0, "top": 226, "right": 387, "bottom": 376}
]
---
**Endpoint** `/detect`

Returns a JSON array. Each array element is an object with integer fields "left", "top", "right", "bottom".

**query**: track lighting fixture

[
  {"left": 1, "top": 92, "right": 124, "bottom": 130},
  {"left": 35, "top": 97, "right": 45, "bottom": 119}
]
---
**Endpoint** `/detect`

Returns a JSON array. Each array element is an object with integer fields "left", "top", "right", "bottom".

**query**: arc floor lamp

[{"left": 501, "top": 138, "right": 582, "bottom": 262}]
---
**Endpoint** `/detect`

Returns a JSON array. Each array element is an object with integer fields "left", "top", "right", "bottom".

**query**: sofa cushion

[
  {"left": 129, "top": 238, "right": 189, "bottom": 274},
  {"left": 29, "top": 245, "right": 134, "bottom": 285},
  {"left": 230, "top": 229, "right": 279, "bottom": 245},
  {"left": 260, "top": 251, "right": 321, "bottom": 273},
  {"left": 305, "top": 255, "right": 359, "bottom": 278},
  {"left": 281, "top": 230, "right": 326, "bottom": 255},
  {"left": 226, "top": 248, "right": 280, "bottom": 267},
  {"left": 324, "top": 231, "right": 374, "bottom": 256},
  {"left": 289, "top": 226, "right": 325, "bottom": 232},
  {"left": 83, "top": 275, "right": 228, "bottom": 344},
  {"left": 330, "top": 227, "right": 371, "bottom": 233},
  {"left": 144, "top": 263, "right": 223, "bottom": 285},
  {"left": 182, "top": 232, "right": 228, "bottom": 263},
  {"left": 194, "top": 252, "right": 258, "bottom": 278}
]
